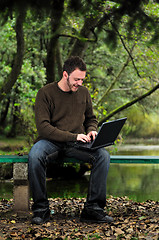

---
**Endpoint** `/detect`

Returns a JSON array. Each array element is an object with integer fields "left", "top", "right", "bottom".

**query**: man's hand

[
  {"left": 87, "top": 131, "right": 98, "bottom": 142},
  {"left": 77, "top": 134, "right": 90, "bottom": 142},
  {"left": 77, "top": 131, "right": 97, "bottom": 143}
]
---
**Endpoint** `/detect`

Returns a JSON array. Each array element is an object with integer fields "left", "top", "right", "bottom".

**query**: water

[
  {"left": 45, "top": 163, "right": 159, "bottom": 202},
  {"left": 1, "top": 144, "right": 159, "bottom": 202},
  {"left": 0, "top": 180, "right": 13, "bottom": 199},
  {"left": 107, "top": 163, "right": 159, "bottom": 202},
  {"left": 116, "top": 144, "right": 159, "bottom": 156}
]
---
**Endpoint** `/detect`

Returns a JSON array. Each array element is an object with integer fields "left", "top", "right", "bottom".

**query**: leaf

[
  {"left": 115, "top": 228, "right": 124, "bottom": 235},
  {"left": 10, "top": 220, "right": 16, "bottom": 224},
  {"left": 139, "top": 216, "right": 145, "bottom": 220}
]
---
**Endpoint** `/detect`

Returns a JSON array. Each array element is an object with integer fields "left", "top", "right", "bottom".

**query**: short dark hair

[{"left": 63, "top": 56, "right": 86, "bottom": 75}]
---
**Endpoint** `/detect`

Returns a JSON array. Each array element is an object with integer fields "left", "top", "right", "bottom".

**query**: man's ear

[{"left": 63, "top": 71, "right": 68, "bottom": 79}]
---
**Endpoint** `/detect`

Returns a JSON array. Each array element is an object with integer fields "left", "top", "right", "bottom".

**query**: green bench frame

[
  {"left": 1, "top": 155, "right": 159, "bottom": 164},
  {"left": 1, "top": 155, "right": 159, "bottom": 212}
]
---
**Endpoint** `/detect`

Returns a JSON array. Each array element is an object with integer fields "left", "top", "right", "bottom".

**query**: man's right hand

[{"left": 77, "top": 134, "right": 90, "bottom": 143}]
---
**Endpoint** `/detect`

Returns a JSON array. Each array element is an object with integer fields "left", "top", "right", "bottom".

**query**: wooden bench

[{"left": 1, "top": 155, "right": 159, "bottom": 212}]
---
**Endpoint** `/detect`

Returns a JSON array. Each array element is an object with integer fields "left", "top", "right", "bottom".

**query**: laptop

[{"left": 73, "top": 117, "right": 127, "bottom": 151}]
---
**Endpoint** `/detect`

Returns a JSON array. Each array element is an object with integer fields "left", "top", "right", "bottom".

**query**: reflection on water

[
  {"left": 107, "top": 163, "right": 159, "bottom": 202},
  {"left": 46, "top": 177, "right": 88, "bottom": 199},
  {"left": 0, "top": 163, "right": 159, "bottom": 202},
  {"left": 116, "top": 144, "right": 159, "bottom": 156},
  {"left": 46, "top": 163, "right": 159, "bottom": 202},
  {"left": 0, "top": 145, "right": 159, "bottom": 202},
  {"left": 0, "top": 181, "right": 13, "bottom": 199}
]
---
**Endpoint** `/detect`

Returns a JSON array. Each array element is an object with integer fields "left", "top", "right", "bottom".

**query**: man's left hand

[{"left": 87, "top": 131, "right": 97, "bottom": 142}]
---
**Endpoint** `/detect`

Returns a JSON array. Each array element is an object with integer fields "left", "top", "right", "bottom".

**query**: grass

[
  {"left": 0, "top": 135, "right": 27, "bottom": 146},
  {"left": 0, "top": 136, "right": 29, "bottom": 155}
]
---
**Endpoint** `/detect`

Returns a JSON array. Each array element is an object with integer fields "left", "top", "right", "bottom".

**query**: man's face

[{"left": 66, "top": 68, "right": 86, "bottom": 92}]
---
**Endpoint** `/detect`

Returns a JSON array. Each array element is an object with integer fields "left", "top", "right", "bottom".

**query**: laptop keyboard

[{"left": 74, "top": 141, "right": 92, "bottom": 148}]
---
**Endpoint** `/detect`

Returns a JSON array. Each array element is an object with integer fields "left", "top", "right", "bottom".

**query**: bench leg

[{"left": 13, "top": 163, "right": 29, "bottom": 211}]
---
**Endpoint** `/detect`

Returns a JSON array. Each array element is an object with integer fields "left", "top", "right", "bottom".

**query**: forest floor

[
  {"left": 0, "top": 197, "right": 159, "bottom": 240},
  {"left": 1, "top": 137, "right": 159, "bottom": 239}
]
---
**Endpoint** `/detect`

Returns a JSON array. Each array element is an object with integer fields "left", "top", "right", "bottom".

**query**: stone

[{"left": 13, "top": 163, "right": 29, "bottom": 211}]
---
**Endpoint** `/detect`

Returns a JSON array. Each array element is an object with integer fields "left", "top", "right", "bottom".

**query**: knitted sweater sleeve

[
  {"left": 84, "top": 90, "right": 98, "bottom": 134},
  {"left": 35, "top": 89, "right": 78, "bottom": 142}
]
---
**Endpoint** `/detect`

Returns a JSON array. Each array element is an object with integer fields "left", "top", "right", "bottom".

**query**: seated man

[{"left": 28, "top": 56, "right": 113, "bottom": 224}]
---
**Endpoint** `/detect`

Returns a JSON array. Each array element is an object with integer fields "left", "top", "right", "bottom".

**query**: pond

[
  {"left": 0, "top": 144, "right": 159, "bottom": 202},
  {"left": 116, "top": 143, "right": 159, "bottom": 156},
  {"left": 46, "top": 162, "right": 159, "bottom": 202}
]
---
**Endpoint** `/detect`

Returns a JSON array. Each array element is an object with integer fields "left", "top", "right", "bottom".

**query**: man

[{"left": 28, "top": 56, "right": 113, "bottom": 224}]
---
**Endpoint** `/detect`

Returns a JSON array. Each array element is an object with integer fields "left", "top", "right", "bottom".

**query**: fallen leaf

[
  {"left": 115, "top": 228, "right": 124, "bottom": 235},
  {"left": 10, "top": 220, "right": 16, "bottom": 224}
]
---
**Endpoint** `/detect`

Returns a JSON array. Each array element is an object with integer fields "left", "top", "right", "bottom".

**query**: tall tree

[
  {"left": 46, "top": 0, "right": 64, "bottom": 83},
  {"left": 0, "top": 9, "right": 26, "bottom": 101}
]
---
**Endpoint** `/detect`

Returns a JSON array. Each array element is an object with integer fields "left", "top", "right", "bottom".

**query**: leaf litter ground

[{"left": 0, "top": 197, "right": 159, "bottom": 239}]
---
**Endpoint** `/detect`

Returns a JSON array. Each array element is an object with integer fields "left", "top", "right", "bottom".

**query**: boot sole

[{"left": 31, "top": 216, "right": 50, "bottom": 225}]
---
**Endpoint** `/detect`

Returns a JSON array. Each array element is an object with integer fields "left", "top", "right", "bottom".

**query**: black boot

[
  {"left": 80, "top": 204, "right": 113, "bottom": 223},
  {"left": 31, "top": 208, "right": 50, "bottom": 224}
]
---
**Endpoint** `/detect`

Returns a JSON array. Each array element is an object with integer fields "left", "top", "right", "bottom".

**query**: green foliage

[
  {"left": 1, "top": 1, "right": 159, "bottom": 143},
  {"left": 124, "top": 105, "right": 159, "bottom": 138},
  {"left": 0, "top": 18, "right": 16, "bottom": 83}
]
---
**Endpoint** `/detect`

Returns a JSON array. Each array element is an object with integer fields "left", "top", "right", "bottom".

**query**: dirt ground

[{"left": 0, "top": 197, "right": 159, "bottom": 240}]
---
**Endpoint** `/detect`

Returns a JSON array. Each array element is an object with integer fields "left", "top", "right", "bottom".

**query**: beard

[{"left": 67, "top": 77, "right": 79, "bottom": 92}]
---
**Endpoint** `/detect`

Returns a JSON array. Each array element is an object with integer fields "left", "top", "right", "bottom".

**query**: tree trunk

[
  {"left": 0, "top": 96, "right": 10, "bottom": 129},
  {"left": 69, "top": 17, "right": 98, "bottom": 58},
  {"left": 0, "top": 10, "right": 26, "bottom": 102},
  {"left": 46, "top": 0, "right": 64, "bottom": 84},
  {"left": 69, "top": 3, "right": 105, "bottom": 58},
  {"left": 56, "top": 41, "right": 63, "bottom": 79},
  {"left": 7, "top": 86, "right": 20, "bottom": 137}
]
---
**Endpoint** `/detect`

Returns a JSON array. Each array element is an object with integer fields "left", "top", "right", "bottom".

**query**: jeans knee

[
  {"left": 104, "top": 149, "right": 110, "bottom": 163},
  {"left": 28, "top": 145, "right": 47, "bottom": 170},
  {"left": 96, "top": 148, "right": 110, "bottom": 169},
  {"left": 99, "top": 148, "right": 110, "bottom": 161}
]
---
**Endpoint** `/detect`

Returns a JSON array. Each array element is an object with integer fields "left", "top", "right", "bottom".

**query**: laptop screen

[{"left": 92, "top": 117, "right": 127, "bottom": 148}]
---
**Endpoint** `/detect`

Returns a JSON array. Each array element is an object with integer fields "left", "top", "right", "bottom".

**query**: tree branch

[
  {"left": 96, "top": 45, "right": 135, "bottom": 107},
  {"left": 58, "top": 33, "right": 97, "bottom": 42},
  {"left": 98, "top": 81, "right": 159, "bottom": 126},
  {"left": 109, "top": 17, "right": 141, "bottom": 78}
]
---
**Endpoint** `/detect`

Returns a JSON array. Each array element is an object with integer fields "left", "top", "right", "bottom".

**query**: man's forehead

[{"left": 70, "top": 68, "right": 86, "bottom": 77}]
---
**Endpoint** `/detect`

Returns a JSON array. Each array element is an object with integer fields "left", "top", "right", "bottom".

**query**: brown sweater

[{"left": 35, "top": 82, "right": 98, "bottom": 143}]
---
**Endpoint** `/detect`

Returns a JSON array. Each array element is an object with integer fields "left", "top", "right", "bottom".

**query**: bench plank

[
  {"left": 1, "top": 155, "right": 159, "bottom": 163},
  {"left": 0, "top": 155, "right": 28, "bottom": 163}
]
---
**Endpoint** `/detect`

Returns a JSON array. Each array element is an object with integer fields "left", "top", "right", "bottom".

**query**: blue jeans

[{"left": 28, "top": 140, "right": 110, "bottom": 212}]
